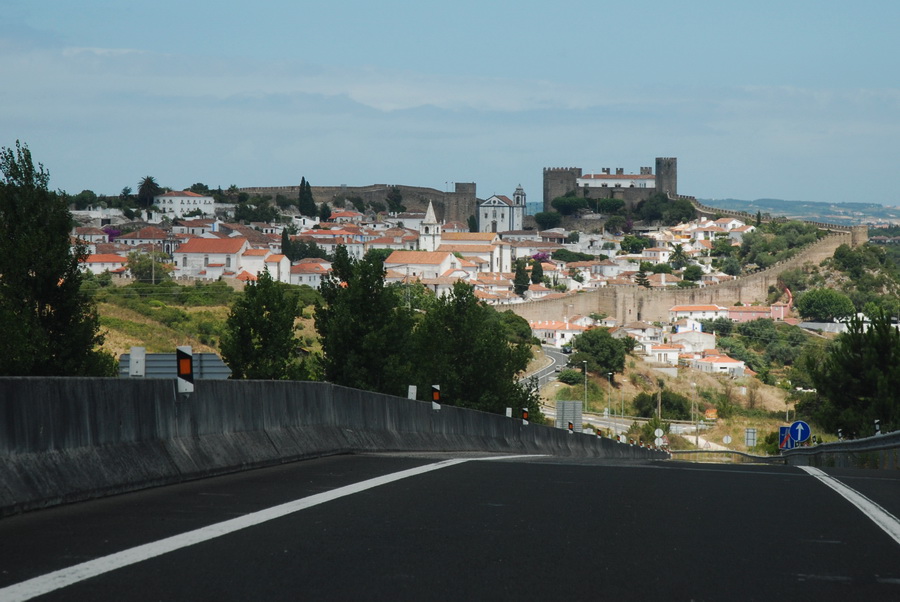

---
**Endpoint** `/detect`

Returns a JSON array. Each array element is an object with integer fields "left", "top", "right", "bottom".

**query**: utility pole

[{"left": 582, "top": 361, "right": 588, "bottom": 415}]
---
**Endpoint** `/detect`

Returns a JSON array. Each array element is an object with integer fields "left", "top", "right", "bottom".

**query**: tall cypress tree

[
  {"left": 0, "top": 141, "right": 115, "bottom": 375},
  {"left": 298, "top": 177, "right": 317, "bottom": 217},
  {"left": 514, "top": 259, "right": 530, "bottom": 296},
  {"left": 530, "top": 259, "right": 544, "bottom": 285}
]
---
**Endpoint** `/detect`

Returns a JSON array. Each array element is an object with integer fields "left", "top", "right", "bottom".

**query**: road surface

[{"left": 1, "top": 453, "right": 898, "bottom": 601}]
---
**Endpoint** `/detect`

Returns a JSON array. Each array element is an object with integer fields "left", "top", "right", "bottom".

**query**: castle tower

[
  {"left": 419, "top": 201, "right": 442, "bottom": 252},
  {"left": 543, "top": 167, "right": 582, "bottom": 212},
  {"left": 655, "top": 157, "right": 678, "bottom": 197}
]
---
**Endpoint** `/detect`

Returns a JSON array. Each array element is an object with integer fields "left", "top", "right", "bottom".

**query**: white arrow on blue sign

[{"left": 790, "top": 420, "right": 811, "bottom": 443}]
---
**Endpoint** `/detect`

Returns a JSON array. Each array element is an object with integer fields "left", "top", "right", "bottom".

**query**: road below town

[{"left": 1, "top": 453, "right": 898, "bottom": 601}]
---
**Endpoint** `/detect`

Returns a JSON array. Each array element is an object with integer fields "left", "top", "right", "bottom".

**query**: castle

[{"left": 543, "top": 157, "right": 678, "bottom": 212}]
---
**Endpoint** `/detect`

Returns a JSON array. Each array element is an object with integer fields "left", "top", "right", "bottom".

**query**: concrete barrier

[{"left": 0, "top": 378, "right": 667, "bottom": 516}]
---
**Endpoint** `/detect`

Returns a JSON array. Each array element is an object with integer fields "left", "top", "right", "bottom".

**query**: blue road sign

[
  {"left": 790, "top": 420, "right": 811, "bottom": 443},
  {"left": 779, "top": 426, "right": 795, "bottom": 450}
]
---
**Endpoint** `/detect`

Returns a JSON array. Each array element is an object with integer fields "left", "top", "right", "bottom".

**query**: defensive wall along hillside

[
  {"left": 239, "top": 183, "right": 479, "bottom": 224},
  {"left": 0, "top": 378, "right": 665, "bottom": 517},
  {"left": 509, "top": 227, "right": 863, "bottom": 325}
]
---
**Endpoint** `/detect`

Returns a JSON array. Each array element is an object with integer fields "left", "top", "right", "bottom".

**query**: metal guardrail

[
  {"left": 783, "top": 431, "right": 900, "bottom": 470},
  {"left": 669, "top": 449, "right": 785, "bottom": 464}
]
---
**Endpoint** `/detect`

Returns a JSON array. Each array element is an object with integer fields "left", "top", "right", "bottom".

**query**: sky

[{"left": 2, "top": 0, "right": 899, "bottom": 207}]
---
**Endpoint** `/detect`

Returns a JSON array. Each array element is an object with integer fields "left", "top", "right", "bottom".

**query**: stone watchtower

[
  {"left": 655, "top": 157, "right": 677, "bottom": 197},
  {"left": 542, "top": 167, "right": 582, "bottom": 212}
]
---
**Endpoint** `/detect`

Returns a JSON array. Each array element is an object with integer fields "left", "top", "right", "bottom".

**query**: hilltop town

[{"left": 70, "top": 158, "right": 868, "bottom": 388}]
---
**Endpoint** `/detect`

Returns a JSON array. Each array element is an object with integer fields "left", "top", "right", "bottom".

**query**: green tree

[
  {"left": 498, "top": 310, "right": 535, "bottom": 345},
  {"left": 669, "top": 243, "right": 690, "bottom": 270},
  {"left": 127, "top": 249, "right": 173, "bottom": 283},
  {"left": 721, "top": 256, "right": 742, "bottom": 276},
  {"left": 411, "top": 281, "right": 536, "bottom": 415},
  {"left": 699, "top": 317, "right": 733, "bottom": 336},
  {"left": 298, "top": 177, "right": 317, "bottom": 217},
  {"left": 803, "top": 311, "right": 900, "bottom": 436},
  {"left": 385, "top": 186, "right": 405, "bottom": 212},
  {"left": 710, "top": 237, "right": 736, "bottom": 258},
  {"left": 682, "top": 264, "right": 703, "bottom": 281},
  {"left": 514, "top": 258, "right": 530, "bottom": 295},
  {"left": 221, "top": 270, "right": 305, "bottom": 380},
  {"left": 318, "top": 202, "right": 332, "bottom": 222},
  {"left": 0, "top": 141, "right": 116, "bottom": 376},
  {"left": 570, "top": 328, "right": 625, "bottom": 375},
  {"left": 137, "top": 175, "right": 162, "bottom": 209},
  {"left": 604, "top": 215, "right": 626, "bottom": 234},
  {"left": 597, "top": 198, "right": 625, "bottom": 215},
  {"left": 281, "top": 229, "right": 295, "bottom": 261},
  {"left": 530, "top": 259, "right": 544, "bottom": 284},
  {"left": 633, "top": 390, "right": 691, "bottom": 420},
  {"left": 534, "top": 211, "right": 562, "bottom": 230},
  {"left": 315, "top": 246, "right": 414, "bottom": 395},
  {"left": 796, "top": 288, "right": 855, "bottom": 321},
  {"left": 635, "top": 268, "right": 650, "bottom": 288},
  {"left": 552, "top": 249, "right": 596, "bottom": 262},
  {"left": 550, "top": 196, "right": 588, "bottom": 216},
  {"left": 620, "top": 235, "right": 651, "bottom": 254}
]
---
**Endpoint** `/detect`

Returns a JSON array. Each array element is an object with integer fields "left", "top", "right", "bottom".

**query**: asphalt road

[{"left": 1, "top": 453, "right": 898, "bottom": 601}]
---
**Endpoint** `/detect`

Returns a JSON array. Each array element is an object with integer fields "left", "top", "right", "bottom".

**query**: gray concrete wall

[{"left": 0, "top": 378, "right": 665, "bottom": 516}]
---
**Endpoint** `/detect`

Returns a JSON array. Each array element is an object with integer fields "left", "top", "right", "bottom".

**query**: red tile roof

[{"left": 175, "top": 237, "right": 248, "bottom": 254}]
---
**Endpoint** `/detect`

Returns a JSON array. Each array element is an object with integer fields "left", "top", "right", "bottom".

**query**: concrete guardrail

[{"left": 0, "top": 377, "right": 667, "bottom": 517}]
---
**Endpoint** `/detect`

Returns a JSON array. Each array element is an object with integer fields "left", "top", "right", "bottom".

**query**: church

[{"left": 477, "top": 185, "right": 526, "bottom": 234}]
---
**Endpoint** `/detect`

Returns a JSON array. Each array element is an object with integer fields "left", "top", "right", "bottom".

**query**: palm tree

[
  {"left": 669, "top": 243, "right": 690, "bottom": 270},
  {"left": 137, "top": 176, "right": 162, "bottom": 209}
]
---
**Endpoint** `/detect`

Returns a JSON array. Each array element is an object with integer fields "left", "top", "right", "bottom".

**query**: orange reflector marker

[{"left": 176, "top": 346, "right": 194, "bottom": 393}]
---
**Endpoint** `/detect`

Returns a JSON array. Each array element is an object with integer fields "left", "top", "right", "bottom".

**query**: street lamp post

[
  {"left": 607, "top": 372, "right": 613, "bottom": 434},
  {"left": 691, "top": 382, "right": 698, "bottom": 446},
  {"left": 582, "top": 361, "right": 588, "bottom": 415}
]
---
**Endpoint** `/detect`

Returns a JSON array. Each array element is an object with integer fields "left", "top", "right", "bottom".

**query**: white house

[
  {"left": 529, "top": 320, "right": 588, "bottom": 348},
  {"left": 690, "top": 355, "right": 745, "bottom": 378},
  {"left": 80, "top": 254, "right": 128, "bottom": 276},
  {"left": 383, "top": 250, "right": 465, "bottom": 280},
  {"left": 173, "top": 237, "right": 250, "bottom": 279},
  {"left": 577, "top": 167, "right": 655, "bottom": 190},
  {"left": 289, "top": 258, "right": 332, "bottom": 288},
  {"left": 154, "top": 191, "right": 216, "bottom": 218},
  {"left": 72, "top": 227, "right": 109, "bottom": 244},
  {"left": 644, "top": 343, "right": 682, "bottom": 366},
  {"left": 671, "top": 330, "right": 717, "bottom": 354},
  {"left": 669, "top": 304, "right": 730, "bottom": 322},
  {"left": 641, "top": 247, "right": 672, "bottom": 265}
]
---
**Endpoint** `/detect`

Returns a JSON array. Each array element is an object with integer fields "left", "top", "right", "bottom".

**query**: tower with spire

[{"left": 418, "top": 201, "right": 442, "bottom": 252}]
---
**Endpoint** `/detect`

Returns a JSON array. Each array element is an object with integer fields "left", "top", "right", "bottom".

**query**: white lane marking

[
  {"left": 799, "top": 466, "right": 900, "bottom": 546},
  {"left": 0, "top": 456, "right": 514, "bottom": 602}
]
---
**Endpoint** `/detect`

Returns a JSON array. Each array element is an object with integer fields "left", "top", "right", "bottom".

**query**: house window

[
  {"left": 204, "top": 256, "right": 209, "bottom": 267},
  {"left": 226, "top": 256, "right": 231, "bottom": 268}
]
